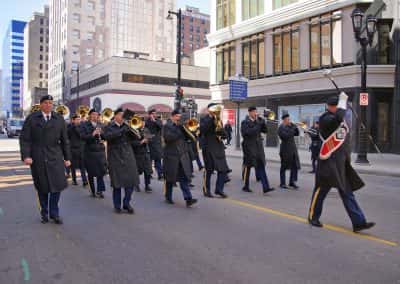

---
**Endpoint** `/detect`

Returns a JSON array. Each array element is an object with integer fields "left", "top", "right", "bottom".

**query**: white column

[{"left": 235, "top": 0, "right": 242, "bottom": 24}]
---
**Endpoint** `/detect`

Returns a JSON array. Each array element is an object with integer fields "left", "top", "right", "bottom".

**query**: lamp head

[
  {"left": 351, "top": 8, "right": 364, "bottom": 39},
  {"left": 366, "top": 15, "right": 377, "bottom": 44}
]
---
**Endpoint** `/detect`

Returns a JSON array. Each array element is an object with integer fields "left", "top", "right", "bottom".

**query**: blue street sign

[{"left": 229, "top": 77, "right": 248, "bottom": 102}]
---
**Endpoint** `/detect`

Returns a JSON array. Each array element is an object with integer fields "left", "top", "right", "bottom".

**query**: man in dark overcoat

[
  {"left": 200, "top": 103, "right": 229, "bottom": 198},
  {"left": 20, "top": 95, "right": 71, "bottom": 224},
  {"left": 307, "top": 121, "right": 322, "bottom": 174},
  {"left": 308, "top": 94, "right": 375, "bottom": 232},
  {"left": 162, "top": 110, "right": 197, "bottom": 207},
  {"left": 80, "top": 109, "right": 107, "bottom": 198},
  {"left": 145, "top": 109, "right": 163, "bottom": 180},
  {"left": 278, "top": 114, "right": 300, "bottom": 189},
  {"left": 224, "top": 121, "right": 233, "bottom": 145},
  {"left": 67, "top": 114, "right": 88, "bottom": 186},
  {"left": 241, "top": 106, "right": 275, "bottom": 194},
  {"left": 103, "top": 108, "right": 140, "bottom": 214},
  {"left": 131, "top": 122, "right": 153, "bottom": 193}
]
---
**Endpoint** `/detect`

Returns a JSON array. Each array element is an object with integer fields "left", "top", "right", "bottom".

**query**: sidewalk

[{"left": 225, "top": 145, "right": 400, "bottom": 178}]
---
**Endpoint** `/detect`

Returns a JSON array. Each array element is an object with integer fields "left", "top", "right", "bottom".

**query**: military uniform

[
  {"left": 308, "top": 95, "right": 374, "bottom": 232},
  {"left": 131, "top": 127, "right": 153, "bottom": 192},
  {"left": 20, "top": 110, "right": 71, "bottom": 222},
  {"left": 162, "top": 119, "right": 197, "bottom": 206},
  {"left": 145, "top": 117, "right": 163, "bottom": 179},
  {"left": 241, "top": 115, "right": 273, "bottom": 193},
  {"left": 80, "top": 120, "right": 107, "bottom": 197},
  {"left": 307, "top": 126, "right": 322, "bottom": 173},
  {"left": 200, "top": 113, "right": 229, "bottom": 198},
  {"left": 103, "top": 121, "right": 140, "bottom": 212},
  {"left": 67, "top": 122, "right": 88, "bottom": 185},
  {"left": 278, "top": 123, "right": 300, "bottom": 188}
]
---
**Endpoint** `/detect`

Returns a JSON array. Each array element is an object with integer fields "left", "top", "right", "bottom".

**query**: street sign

[
  {"left": 360, "top": 92, "right": 369, "bottom": 106},
  {"left": 229, "top": 76, "right": 248, "bottom": 102}
]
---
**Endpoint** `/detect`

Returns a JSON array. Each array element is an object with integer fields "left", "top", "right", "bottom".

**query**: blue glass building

[{"left": 2, "top": 20, "right": 26, "bottom": 118}]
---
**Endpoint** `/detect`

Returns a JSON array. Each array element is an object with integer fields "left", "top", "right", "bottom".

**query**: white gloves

[{"left": 338, "top": 92, "right": 348, "bottom": 110}]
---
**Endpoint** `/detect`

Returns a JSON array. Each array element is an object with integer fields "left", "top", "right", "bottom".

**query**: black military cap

[
  {"left": 114, "top": 108, "right": 124, "bottom": 115},
  {"left": 248, "top": 106, "right": 257, "bottom": 112},
  {"left": 88, "top": 108, "right": 97, "bottom": 115},
  {"left": 327, "top": 96, "right": 339, "bottom": 106},
  {"left": 281, "top": 113, "right": 290, "bottom": 120},
  {"left": 171, "top": 109, "right": 181, "bottom": 116},
  {"left": 71, "top": 114, "right": 79, "bottom": 119},
  {"left": 40, "top": 95, "right": 53, "bottom": 103},
  {"left": 148, "top": 108, "right": 156, "bottom": 115}
]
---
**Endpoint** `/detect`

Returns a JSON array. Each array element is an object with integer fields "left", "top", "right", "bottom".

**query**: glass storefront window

[
  {"left": 258, "top": 39, "right": 265, "bottom": 76},
  {"left": 216, "top": 41, "right": 236, "bottom": 84},
  {"left": 230, "top": 46, "right": 236, "bottom": 77},
  {"left": 274, "top": 0, "right": 299, "bottom": 10},
  {"left": 216, "top": 0, "right": 235, "bottom": 30},
  {"left": 291, "top": 28, "right": 300, "bottom": 71},
  {"left": 216, "top": 51, "right": 223, "bottom": 83},
  {"left": 250, "top": 39, "right": 258, "bottom": 77},
  {"left": 282, "top": 31, "right": 291, "bottom": 73},
  {"left": 321, "top": 17, "right": 331, "bottom": 66},
  {"left": 243, "top": 0, "right": 264, "bottom": 20},
  {"left": 310, "top": 19, "right": 320, "bottom": 68},
  {"left": 242, "top": 34, "right": 264, "bottom": 79},
  {"left": 273, "top": 32, "right": 282, "bottom": 73},
  {"left": 242, "top": 42, "right": 250, "bottom": 78},
  {"left": 378, "top": 23, "right": 391, "bottom": 64}
]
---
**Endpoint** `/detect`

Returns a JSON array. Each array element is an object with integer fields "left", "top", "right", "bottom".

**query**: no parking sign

[{"left": 360, "top": 93, "right": 369, "bottom": 106}]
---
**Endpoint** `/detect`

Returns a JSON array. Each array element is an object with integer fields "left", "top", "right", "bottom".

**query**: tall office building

[
  {"left": 49, "top": 0, "right": 176, "bottom": 103},
  {"left": 23, "top": 6, "right": 50, "bottom": 112},
  {"left": 1, "top": 20, "right": 26, "bottom": 118}
]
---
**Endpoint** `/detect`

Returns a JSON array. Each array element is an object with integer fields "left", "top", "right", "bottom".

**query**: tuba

[
  {"left": 208, "top": 104, "right": 224, "bottom": 141},
  {"left": 77, "top": 105, "right": 90, "bottom": 120},
  {"left": 100, "top": 108, "right": 114, "bottom": 124},
  {"left": 55, "top": 105, "right": 70, "bottom": 120},
  {"left": 30, "top": 104, "right": 41, "bottom": 113}
]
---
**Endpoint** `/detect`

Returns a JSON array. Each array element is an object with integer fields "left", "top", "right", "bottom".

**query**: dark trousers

[
  {"left": 37, "top": 191, "right": 61, "bottom": 218},
  {"left": 144, "top": 173, "right": 151, "bottom": 187},
  {"left": 154, "top": 159, "right": 163, "bottom": 178},
  {"left": 88, "top": 175, "right": 105, "bottom": 195},
  {"left": 203, "top": 170, "right": 226, "bottom": 195},
  {"left": 195, "top": 156, "right": 203, "bottom": 170},
  {"left": 71, "top": 164, "right": 87, "bottom": 183},
  {"left": 308, "top": 185, "right": 367, "bottom": 226},
  {"left": 311, "top": 158, "right": 317, "bottom": 172},
  {"left": 164, "top": 169, "right": 192, "bottom": 201},
  {"left": 243, "top": 164, "right": 271, "bottom": 191},
  {"left": 280, "top": 163, "right": 298, "bottom": 186},
  {"left": 226, "top": 134, "right": 232, "bottom": 145},
  {"left": 113, "top": 187, "right": 134, "bottom": 209}
]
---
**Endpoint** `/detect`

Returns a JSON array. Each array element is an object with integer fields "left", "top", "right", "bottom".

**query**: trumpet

[
  {"left": 100, "top": 108, "right": 114, "bottom": 124},
  {"left": 30, "top": 104, "right": 41, "bottom": 113},
  {"left": 77, "top": 105, "right": 90, "bottom": 120},
  {"left": 55, "top": 104, "right": 70, "bottom": 120}
]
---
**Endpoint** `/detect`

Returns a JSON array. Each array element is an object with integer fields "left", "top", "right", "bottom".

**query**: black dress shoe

[
  {"left": 145, "top": 186, "right": 153, "bottom": 193},
  {"left": 186, "top": 199, "right": 198, "bottom": 207},
  {"left": 72, "top": 180, "right": 78, "bottom": 186},
  {"left": 289, "top": 183, "right": 299, "bottom": 189},
  {"left": 82, "top": 181, "right": 89, "bottom": 187},
  {"left": 280, "top": 184, "right": 289, "bottom": 189},
  {"left": 224, "top": 178, "right": 231, "bottom": 184},
  {"left": 308, "top": 171, "right": 316, "bottom": 174},
  {"left": 215, "top": 192, "right": 228, "bottom": 198},
  {"left": 165, "top": 199, "right": 175, "bottom": 205},
  {"left": 41, "top": 216, "right": 49, "bottom": 224},
  {"left": 308, "top": 219, "right": 323, "bottom": 228},
  {"left": 91, "top": 193, "right": 96, "bottom": 198},
  {"left": 173, "top": 182, "right": 178, "bottom": 187},
  {"left": 353, "top": 222, "right": 375, "bottom": 232},
  {"left": 242, "top": 187, "right": 253, "bottom": 193},
  {"left": 50, "top": 216, "right": 63, "bottom": 225},
  {"left": 263, "top": 187, "right": 275, "bottom": 194},
  {"left": 204, "top": 193, "right": 214, "bottom": 198},
  {"left": 96, "top": 192, "right": 105, "bottom": 199},
  {"left": 114, "top": 208, "right": 122, "bottom": 214},
  {"left": 123, "top": 205, "right": 135, "bottom": 214},
  {"left": 199, "top": 166, "right": 204, "bottom": 171},
  {"left": 158, "top": 175, "right": 164, "bottom": 181},
  {"left": 135, "top": 186, "right": 142, "bottom": 192}
]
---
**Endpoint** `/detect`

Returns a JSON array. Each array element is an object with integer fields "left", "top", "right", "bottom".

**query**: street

[{"left": 0, "top": 137, "right": 399, "bottom": 284}]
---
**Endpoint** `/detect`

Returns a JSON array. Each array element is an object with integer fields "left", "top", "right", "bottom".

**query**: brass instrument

[
  {"left": 126, "top": 115, "right": 144, "bottom": 138},
  {"left": 77, "top": 105, "right": 90, "bottom": 119},
  {"left": 55, "top": 104, "right": 70, "bottom": 120},
  {"left": 185, "top": 118, "right": 199, "bottom": 132},
  {"left": 100, "top": 108, "right": 114, "bottom": 124},
  {"left": 30, "top": 104, "right": 41, "bottom": 113},
  {"left": 208, "top": 104, "right": 224, "bottom": 141}
]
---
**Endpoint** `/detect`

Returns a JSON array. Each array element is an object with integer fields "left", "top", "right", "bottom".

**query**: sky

[{"left": 0, "top": 0, "right": 210, "bottom": 65}]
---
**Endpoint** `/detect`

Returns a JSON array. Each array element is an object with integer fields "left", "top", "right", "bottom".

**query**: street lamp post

[
  {"left": 351, "top": 8, "right": 377, "bottom": 164},
  {"left": 167, "top": 8, "right": 183, "bottom": 110},
  {"left": 71, "top": 65, "right": 80, "bottom": 112}
]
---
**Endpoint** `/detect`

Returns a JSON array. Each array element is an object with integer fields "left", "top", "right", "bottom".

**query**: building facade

[
  {"left": 67, "top": 56, "right": 211, "bottom": 117},
  {"left": 23, "top": 6, "right": 50, "bottom": 113},
  {"left": 48, "top": 0, "right": 176, "bottom": 103},
  {"left": 207, "top": 0, "right": 400, "bottom": 153},
  {"left": 1, "top": 20, "right": 27, "bottom": 118},
  {"left": 181, "top": 6, "right": 210, "bottom": 60}
]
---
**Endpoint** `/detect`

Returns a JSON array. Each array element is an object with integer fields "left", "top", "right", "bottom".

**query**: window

[
  {"left": 88, "top": 16, "right": 95, "bottom": 25},
  {"left": 87, "top": 1, "right": 95, "bottom": 10},
  {"left": 97, "top": 49, "right": 104, "bottom": 58},
  {"left": 242, "top": 0, "right": 264, "bottom": 20},
  {"left": 40, "top": 37, "right": 43, "bottom": 43},
  {"left": 216, "top": 0, "right": 235, "bottom": 30},
  {"left": 40, "top": 45, "right": 43, "bottom": 52},
  {"left": 40, "top": 64, "right": 43, "bottom": 70},
  {"left": 87, "top": 32, "right": 95, "bottom": 40},
  {"left": 72, "top": 45, "right": 80, "bottom": 55},
  {"left": 39, "top": 54, "right": 43, "bottom": 61},
  {"left": 86, "top": 48, "right": 94, "bottom": 56},
  {"left": 274, "top": 0, "right": 298, "bottom": 10},
  {"left": 40, "top": 28, "right": 43, "bottom": 34},
  {"left": 72, "top": 29, "right": 80, "bottom": 39},
  {"left": 377, "top": 21, "right": 391, "bottom": 64},
  {"left": 273, "top": 24, "right": 300, "bottom": 74},
  {"left": 216, "top": 42, "right": 236, "bottom": 83},
  {"left": 242, "top": 34, "right": 264, "bottom": 79},
  {"left": 321, "top": 15, "right": 331, "bottom": 66},
  {"left": 40, "top": 18, "right": 44, "bottom": 25},
  {"left": 73, "top": 13, "right": 81, "bottom": 23},
  {"left": 98, "top": 34, "right": 104, "bottom": 43}
]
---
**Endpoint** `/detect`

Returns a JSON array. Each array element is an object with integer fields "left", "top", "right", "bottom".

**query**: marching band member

[
  {"left": 145, "top": 109, "right": 164, "bottom": 180},
  {"left": 241, "top": 106, "right": 275, "bottom": 194},
  {"left": 162, "top": 110, "right": 198, "bottom": 207},
  {"left": 307, "top": 121, "right": 322, "bottom": 174},
  {"left": 80, "top": 109, "right": 107, "bottom": 198},
  {"left": 67, "top": 114, "right": 88, "bottom": 187},
  {"left": 200, "top": 103, "right": 229, "bottom": 198},
  {"left": 308, "top": 94, "right": 375, "bottom": 232},
  {"left": 20, "top": 95, "right": 71, "bottom": 224},
  {"left": 131, "top": 120, "right": 153, "bottom": 193},
  {"left": 278, "top": 114, "right": 300, "bottom": 189},
  {"left": 103, "top": 108, "right": 140, "bottom": 214}
]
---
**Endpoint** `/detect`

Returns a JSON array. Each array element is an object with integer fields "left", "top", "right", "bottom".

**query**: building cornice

[{"left": 207, "top": 0, "right": 373, "bottom": 47}]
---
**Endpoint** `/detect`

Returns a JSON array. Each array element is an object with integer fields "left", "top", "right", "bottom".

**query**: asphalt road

[{"left": 0, "top": 148, "right": 399, "bottom": 284}]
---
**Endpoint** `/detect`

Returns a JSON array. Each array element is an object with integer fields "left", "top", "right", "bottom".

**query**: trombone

[
  {"left": 182, "top": 117, "right": 199, "bottom": 141},
  {"left": 100, "top": 108, "right": 114, "bottom": 124},
  {"left": 77, "top": 105, "right": 90, "bottom": 120},
  {"left": 263, "top": 109, "right": 318, "bottom": 135}
]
